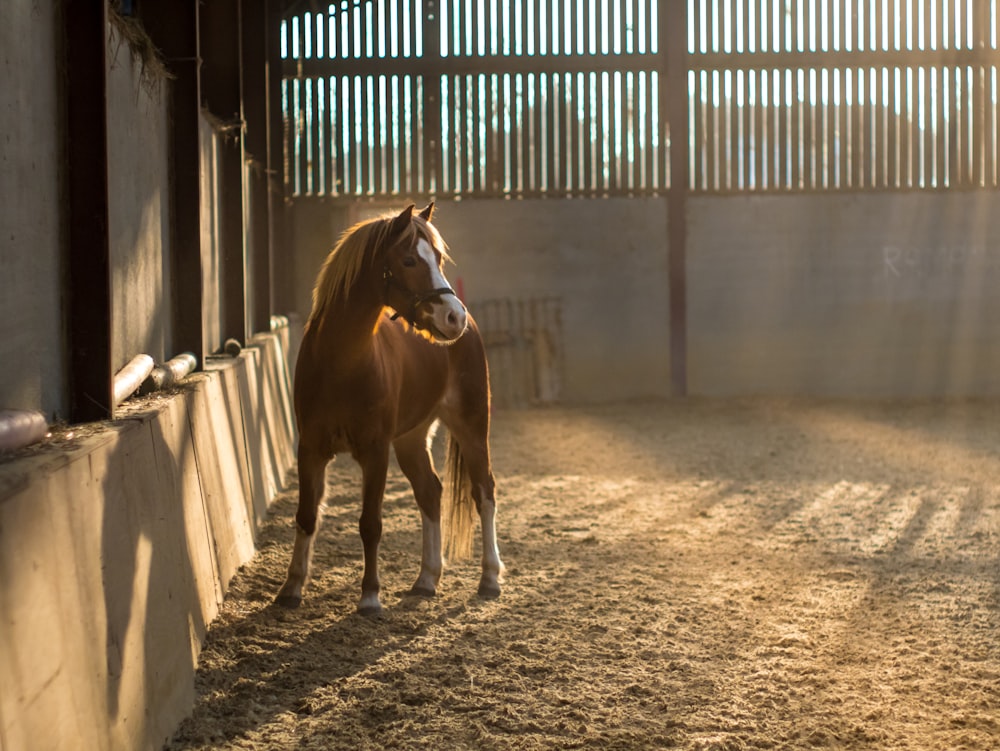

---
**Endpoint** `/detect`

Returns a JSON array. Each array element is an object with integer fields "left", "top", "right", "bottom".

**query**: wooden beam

[{"left": 65, "top": 0, "right": 113, "bottom": 421}]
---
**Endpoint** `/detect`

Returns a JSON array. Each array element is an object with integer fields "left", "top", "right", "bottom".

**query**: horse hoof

[
  {"left": 407, "top": 584, "right": 436, "bottom": 598},
  {"left": 477, "top": 583, "right": 501, "bottom": 600},
  {"left": 274, "top": 594, "right": 302, "bottom": 609},
  {"left": 357, "top": 604, "right": 383, "bottom": 618}
]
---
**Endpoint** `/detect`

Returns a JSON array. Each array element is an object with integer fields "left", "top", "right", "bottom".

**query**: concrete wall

[
  {"left": 287, "top": 198, "right": 673, "bottom": 403},
  {"left": 287, "top": 191, "right": 1000, "bottom": 401},
  {"left": 107, "top": 22, "right": 174, "bottom": 371},
  {"left": 0, "top": 327, "right": 297, "bottom": 751},
  {"left": 0, "top": 3, "right": 66, "bottom": 419},
  {"left": 688, "top": 191, "right": 1000, "bottom": 397}
]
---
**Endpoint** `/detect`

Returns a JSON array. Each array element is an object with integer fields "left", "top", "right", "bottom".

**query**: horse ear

[
  {"left": 418, "top": 202, "right": 435, "bottom": 222},
  {"left": 389, "top": 204, "right": 415, "bottom": 236}
]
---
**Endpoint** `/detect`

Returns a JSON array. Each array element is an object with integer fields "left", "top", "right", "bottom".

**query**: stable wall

[
  {"left": 687, "top": 191, "right": 1000, "bottom": 397},
  {"left": 286, "top": 198, "right": 673, "bottom": 403},
  {"left": 0, "top": 4, "right": 66, "bottom": 419},
  {"left": 107, "top": 23, "right": 174, "bottom": 374},
  {"left": 286, "top": 192, "right": 1000, "bottom": 401},
  {"left": 0, "top": 327, "right": 298, "bottom": 751}
]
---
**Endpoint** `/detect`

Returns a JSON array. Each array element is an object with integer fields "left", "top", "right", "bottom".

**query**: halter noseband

[{"left": 383, "top": 267, "right": 456, "bottom": 324}]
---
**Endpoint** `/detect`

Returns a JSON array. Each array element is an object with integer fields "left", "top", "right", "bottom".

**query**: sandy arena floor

[{"left": 166, "top": 399, "right": 1000, "bottom": 750}]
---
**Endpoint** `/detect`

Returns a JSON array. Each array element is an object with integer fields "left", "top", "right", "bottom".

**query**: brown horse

[{"left": 276, "top": 203, "right": 503, "bottom": 616}]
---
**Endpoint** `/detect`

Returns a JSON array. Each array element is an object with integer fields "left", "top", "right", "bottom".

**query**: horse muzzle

[{"left": 423, "top": 296, "right": 468, "bottom": 343}]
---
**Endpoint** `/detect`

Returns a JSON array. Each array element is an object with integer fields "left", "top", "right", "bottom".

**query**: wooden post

[
  {"left": 65, "top": 0, "right": 113, "bottom": 421},
  {"left": 663, "top": 1, "right": 689, "bottom": 396}
]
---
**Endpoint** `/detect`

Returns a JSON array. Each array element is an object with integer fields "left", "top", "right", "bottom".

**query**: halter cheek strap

[{"left": 383, "top": 268, "right": 456, "bottom": 324}]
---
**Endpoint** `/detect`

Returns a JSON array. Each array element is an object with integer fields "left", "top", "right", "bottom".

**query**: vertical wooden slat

[
  {"left": 857, "top": 65, "right": 867, "bottom": 187},
  {"left": 629, "top": 70, "right": 641, "bottom": 191},
  {"left": 775, "top": 66, "right": 784, "bottom": 189},
  {"left": 547, "top": 73, "right": 559, "bottom": 193},
  {"left": 887, "top": 65, "right": 897, "bottom": 186},
  {"left": 424, "top": 0, "right": 442, "bottom": 194},
  {"left": 535, "top": 73, "right": 546, "bottom": 193},
  {"left": 838, "top": 67, "right": 850, "bottom": 188},
  {"left": 900, "top": 66, "right": 911, "bottom": 188},
  {"left": 729, "top": 70, "right": 740, "bottom": 189},
  {"left": 487, "top": 73, "right": 499, "bottom": 192},
  {"left": 696, "top": 69, "right": 706, "bottom": 189},
  {"left": 790, "top": 69, "right": 801, "bottom": 188},
  {"left": 754, "top": 68, "right": 766, "bottom": 188},
  {"left": 580, "top": 72, "right": 591, "bottom": 192},
  {"left": 923, "top": 64, "right": 933, "bottom": 187},
  {"left": 950, "top": 65, "right": 963, "bottom": 186},
  {"left": 972, "top": 64, "right": 984, "bottom": 187}
]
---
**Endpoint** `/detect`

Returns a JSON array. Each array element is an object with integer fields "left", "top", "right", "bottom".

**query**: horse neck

[{"left": 310, "top": 273, "right": 385, "bottom": 358}]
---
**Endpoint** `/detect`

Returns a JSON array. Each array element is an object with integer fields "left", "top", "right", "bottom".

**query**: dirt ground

[{"left": 166, "top": 399, "right": 1000, "bottom": 751}]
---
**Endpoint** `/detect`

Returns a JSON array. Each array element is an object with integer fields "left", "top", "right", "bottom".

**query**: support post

[
  {"left": 663, "top": 1, "right": 689, "bottom": 396},
  {"left": 65, "top": 0, "right": 113, "bottom": 421}
]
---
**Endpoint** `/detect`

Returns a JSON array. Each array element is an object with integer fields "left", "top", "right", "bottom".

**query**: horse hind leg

[
  {"left": 275, "top": 444, "right": 330, "bottom": 608},
  {"left": 394, "top": 424, "right": 444, "bottom": 598},
  {"left": 446, "top": 434, "right": 504, "bottom": 599}
]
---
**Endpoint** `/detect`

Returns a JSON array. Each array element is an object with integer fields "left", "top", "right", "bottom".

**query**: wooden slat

[
  {"left": 900, "top": 66, "right": 912, "bottom": 188},
  {"left": 838, "top": 67, "right": 849, "bottom": 188},
  {"left": 855, "top": 66, "right": 865, "bottom": 187},
  {"left": 776, "top": 69, "right": 788, "bottom": 188},
  {"left": 754, "top": 68, "right": 765, "bottom": 188},
  {"left": 629, "top": 70, "right": 641, "bottom": 191},
  {"left": 533, "top": 73, "right": 545, "bottom": 192},
  {"left": 887, "top": 66, "right": 897, "bottom": 187},
  {"left": 972, "top": 64, "right": 984, "bottom": 187}
]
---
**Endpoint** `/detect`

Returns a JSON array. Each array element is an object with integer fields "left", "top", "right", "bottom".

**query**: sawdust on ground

[{"left": 167, "top": 399, "right": 1000, "bottom": 751}]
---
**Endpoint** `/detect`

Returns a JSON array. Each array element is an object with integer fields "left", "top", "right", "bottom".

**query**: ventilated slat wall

[
  {"left": 282, "top": 0, "right": 1000, "bottom": 197},
  {"left": 689, "top": 0, "right": 1000, "bottom": 191}
]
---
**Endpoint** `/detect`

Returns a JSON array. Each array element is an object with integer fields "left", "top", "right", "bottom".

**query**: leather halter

[{"left": 383, "top": 267, "right": 456, "bottom": 325}]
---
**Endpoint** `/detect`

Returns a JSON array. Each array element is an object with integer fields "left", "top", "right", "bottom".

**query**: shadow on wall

[{"left": 101, "top": 405, "right": 208, "bottom": 748}]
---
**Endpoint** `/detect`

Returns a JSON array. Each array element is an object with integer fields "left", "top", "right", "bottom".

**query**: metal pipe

[
  {"left": 139, "top": 353, "right": 198, "bottom": 395},
  {"left": 112, "top": 354, "right": 155, "bottom": 408},
  {"left": 0, "top": 410, "right": 48, "bottom": 453}
]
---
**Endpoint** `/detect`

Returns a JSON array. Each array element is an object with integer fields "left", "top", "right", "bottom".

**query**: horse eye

[{"left": 402, "top": 256, "right": 417, "bottom": 268}]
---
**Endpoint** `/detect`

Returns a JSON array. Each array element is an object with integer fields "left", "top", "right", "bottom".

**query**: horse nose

[{"left": 444, "top": 304, "right": 468, "bottom": 337}]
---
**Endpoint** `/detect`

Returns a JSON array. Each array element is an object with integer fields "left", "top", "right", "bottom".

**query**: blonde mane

[{"left": 308, "top": 212, "right": 450, "bottom": 326}]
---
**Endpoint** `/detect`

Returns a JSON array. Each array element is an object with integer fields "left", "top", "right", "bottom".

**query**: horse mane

[{"left": 307, "top": 211, "right": 451, "bottom": 327}]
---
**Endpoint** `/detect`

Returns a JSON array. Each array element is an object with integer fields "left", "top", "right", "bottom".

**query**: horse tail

[{"left": 442, "top": 433, "right": 476, "bottom": 561}]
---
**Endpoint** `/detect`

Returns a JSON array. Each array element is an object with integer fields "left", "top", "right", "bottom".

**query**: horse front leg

[
  {"left": 276, "top": 444, "right": 330, "bottom": 608},
  {"left": 357, "top": 446, "right": 390, "bottom": 616},
  {"left": 394, "top": 426, "right": 444, "bottom": 598}
]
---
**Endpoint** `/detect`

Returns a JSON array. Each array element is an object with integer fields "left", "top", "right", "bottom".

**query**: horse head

[{"left": 382, "top": 203, "right": 469, "bottom": 344}]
